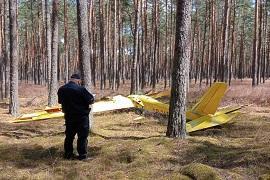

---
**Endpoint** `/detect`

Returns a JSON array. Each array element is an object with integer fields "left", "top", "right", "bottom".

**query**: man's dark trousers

[{"left": 64, "top": 115, "right": 89, "bottom": 158}]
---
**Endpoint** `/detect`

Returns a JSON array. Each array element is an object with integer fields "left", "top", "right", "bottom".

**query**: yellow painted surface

[
  {"left": 13, "top": 95, "right": 135, "bottom": 123},
  {"left": 147, "top": 89, "right": 171, "bottom": 98},
  {"left": 128, "top": 95, "right": 169, "bottom": 114},
  {"left": 14, "top": 112, "right": 64, "bottom": 123},
  {"left": 187, "top": 111, "right": 240, "bottom": 133},
  {"left": 93, "top": 95, "right": 135, "bottom": 113},
  {"left": 128, "top": 82, "right": 228, "bottom": 119},
  {"left": 191, "top": 82, "right": 228, "bottom": 115}
]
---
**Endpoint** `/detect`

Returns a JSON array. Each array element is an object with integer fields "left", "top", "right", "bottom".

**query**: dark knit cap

[{"left": 70, "top": 74, "right": 81, "bottom": 80}]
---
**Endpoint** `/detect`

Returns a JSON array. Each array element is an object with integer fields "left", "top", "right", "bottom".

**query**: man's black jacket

[{"left": 57, "top": 81, "right": 94, "bottom": 117}]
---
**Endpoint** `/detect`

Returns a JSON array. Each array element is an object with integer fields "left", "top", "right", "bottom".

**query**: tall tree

[
  {"left": 252, "top": 0, "right": 259, "bottom": 86},
  {"left": 76, "top": 0, "right": 92, "bottom": 91},
  {"left": 48, "top": 0, "right": 59, "bottom": 106},
  {"left": 130, "top": 0, "right": 140, "bottom": 94},
  {"left": 9, "top": 0, "right": 19, "bottom": 116},
  {"left": 0, "top": 2, "right": 3, "bottom": 99},
  {"left": 221, "top": 0, "right": 231, "bottom": 82},
  {"left": 166, "top": 0, "right": 192, "bottom": 138},
  {"left": 99, "top": 0, "right": 105, "bottom": 90},
  {"left": 64, "top": 0, "right": 69, "bottom": 83},
  {"left": 112, "top": 0, "right": 118, "bottom": 91},
  {"left": 256, "top": 0, "right": 262, "bottom": 85},
  {"left": 4, "top": 0, "right": 10, "bottom": 99}
]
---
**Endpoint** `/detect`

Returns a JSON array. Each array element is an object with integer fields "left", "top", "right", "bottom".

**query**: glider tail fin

[{"left": 191, "top": 82, "right": 228, "bottom": 116}]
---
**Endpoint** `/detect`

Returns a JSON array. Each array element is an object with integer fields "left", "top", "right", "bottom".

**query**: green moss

[
  {"left": 181, "top": 163, "right": 222, "bottom": 180},
  {"left": 63, "top": 168, "right": 88, "bottom": 180},
  {"left": 108, "top": 171, "right": 127, "bottom": 179},
  {"left": 118, "top": 149, "right": 136, "bottom": 164},
  {"left": 129, "top": 168, "right": 153, "bottom": 179},
  {"left": 167, "top": 173, "right": 192, "bottom": 180},
  {"left": 259, "top": 174, "right": 270, "bottom": 180}
]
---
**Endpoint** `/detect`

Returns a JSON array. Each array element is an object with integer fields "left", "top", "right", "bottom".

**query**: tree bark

[
  {"left": 4, "top": 0, "right": 10, "bottom": 99},
  {"left": 166, "top": 0, "right": 192, "bottom": 139},
  {"left": 252, "top": 0, "right": 259, "bottom": 86},
  {"left": 99, "top": 0, "right": 105, "bottom": 90},
  {"left": 130, "top": 0, "right": 140, "bottom": 94},
  {"left": 77, "top": 0, "right": 92, "bottom": 92},
  {"left": 45, "top": 0, "right": 51, "bottom": 87},
  {"left": 221, "top": 0, "right": 231, "bottom": 82},
  {"left": 64, "top": 0, "right": 69, "bottom": 83},
  {"left": 9, "top": 0, "right": 19, "bottom": 116},
  {"left": 48, "top": 0, "right": 59, "bottom": 106}
]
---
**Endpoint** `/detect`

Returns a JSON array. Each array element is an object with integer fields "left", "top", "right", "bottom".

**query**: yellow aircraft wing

[
  {"left": 13, "top": 95, "right": 135, "bottom": 123},
  {"left": 147, "top": 89, "right": 171, "bottom": 99},
  {"left": 128, "top": 95, "right": 169, "bottom": 114},
  {"left": 43, "top": 95, "right": 135, "bottom": 114},
  {"left": 15, "top": 111, "right": 64, "bottom": 123},
  {"left": 187, "top": 108, "right": 240, "bottom": 133},
  {"left": 16, "top": 111, "right": 48, "bottom": 120},
  {"left": 93, "top": 95, "right": 135, "bottom": 113},
  {"left": 131, "top": 82, "right": 228, "bottom": 120}
]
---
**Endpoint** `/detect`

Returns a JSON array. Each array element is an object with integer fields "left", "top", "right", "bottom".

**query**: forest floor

[{"left": 0, "top": 79, "right": 270, "bottom": 179}]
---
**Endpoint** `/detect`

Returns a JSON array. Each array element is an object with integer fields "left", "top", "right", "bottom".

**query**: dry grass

[
  {"left": 0, "top": 79, "right": 270, "bottom": 179},
  {"left": 1, "top": 111, "right": 269, "bottom": 179}
]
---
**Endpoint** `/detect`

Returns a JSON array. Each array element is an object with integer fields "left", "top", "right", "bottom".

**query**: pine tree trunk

[
  {"left": 99, "top": 0, "right": 105, "bottom": 90},
  {"left": 221, "top": 0, "right": 231, "bottom": 82},
  {"left": 252, "top": 0, "right": 259, "bottom": 86},
  {"left": 256, "top": 0, "right": 262, "bottom": 85},
  {"left": 64, "top": 0, "right": 69, "bottom": 83},
  {"left": 164, "top": 0, "right": 168, "bottom": 88},
  {"left": 166, "top": 0, "right": 191, "bottom": 139},
  {"left": 48, "top": 0, "right": 59, "bottom": 106},
  {"left": 130, "top": 0, "right": 140, "bottom": 94},
  {"left": 77, "top": 0, "right": 92, "bottom": 92},
  {"left": 9, "top": 0, "right": 19, "bottom": 116},
  {"left": 229, "top": 0, "right": 236, "bottom": 85},
  {"left": 0, "top": 3, "right": 4, "bottom": 100},
  {"left": 112, "top": 0, "right": 118, "bottom": 91},
  {"left": 45, "top": 0, "right": 51, "bottom": 87},
  {"left": 200, "top": 2, "right": 208, "bottom": 86},
  {"left": 4, "top": 0, "right": 10, "bottom": 99}
]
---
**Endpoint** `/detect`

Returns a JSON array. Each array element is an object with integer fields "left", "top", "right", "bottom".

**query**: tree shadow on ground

[
  {"left": 0, "top": 143, "right": 102, "bottom": 169},
  {"left": 0, "top": 143, "right": 61, "bottom": 169},
  {"left": 91, "top": 131, "right": 164, "bottom": 140},
  {"left": 168, "top": 139, "right": 270, "bottom": 177},
  {"left": 0, "top": 102, "right": 9, "bottom": 109}
]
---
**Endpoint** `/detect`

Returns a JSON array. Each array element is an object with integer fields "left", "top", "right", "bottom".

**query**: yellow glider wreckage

[{"left": 13, "top": 82, "right": 241, "bottom": 133}]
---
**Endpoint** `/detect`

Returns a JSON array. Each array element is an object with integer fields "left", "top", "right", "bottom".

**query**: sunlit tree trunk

[
  {"left": 221, "top": 0, "right": 231, "bottom": 82},
  {"left": 130, "top": 0, "right": 140, "bottom": 94},
  {"left": 45, "top": 0, "right": 51, "bottom": 87},
  {"left": 48, "top": 0, "right": 59, "bottom": 106},
  {"left": 167, "top": 0, "right": 192, "bottom": 139},
  {"left": 64, "top": 0, "right": 69, "bottom": 83},
  {"left": 9, "top": 0, "right": 19, "bottom": 116},
  {"left": 252, "top": 0, "right": 259, "bottom": 86},
  {"left": 77, "top": 0, "right": 92, "bottom": 91},
  {"left": 99, "top": 0, "right": 105, "bottom": 90},
  {"left": 4, "top": 0, "right": 10, "bottom": 99}
]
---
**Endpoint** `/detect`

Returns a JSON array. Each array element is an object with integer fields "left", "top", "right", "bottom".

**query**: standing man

[{"left": 58, "top": 74, "right": 94, "bottom": 160}]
